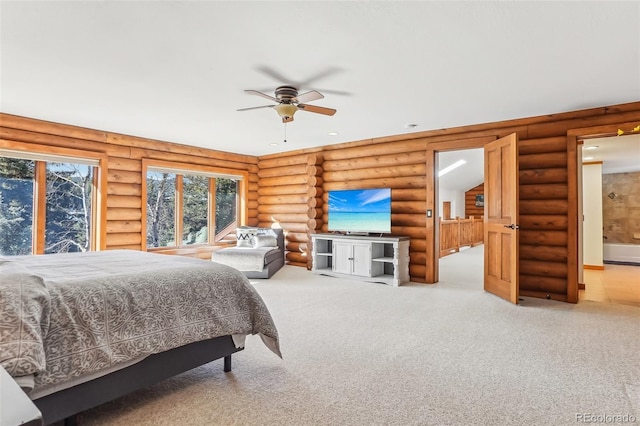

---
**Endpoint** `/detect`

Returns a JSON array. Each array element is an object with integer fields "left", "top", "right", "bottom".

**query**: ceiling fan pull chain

[{"left": 284, "top": 122, "right": 287, "bottom": 143}]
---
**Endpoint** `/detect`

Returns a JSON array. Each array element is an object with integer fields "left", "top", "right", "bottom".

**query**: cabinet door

[
  {"left": 333, "top": 241, "right": 353, "bottom": 274},
  {"left": 351, "top": 242, "right": 372, "bottom": 276}
]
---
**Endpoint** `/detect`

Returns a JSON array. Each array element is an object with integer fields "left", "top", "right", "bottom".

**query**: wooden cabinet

[{"left": 310, "top": 234, "right": 410, "bottom": 286}]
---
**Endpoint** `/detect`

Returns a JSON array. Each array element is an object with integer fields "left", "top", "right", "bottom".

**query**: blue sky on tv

[{"left": 328, "top": 188, "right": 391, "bottom": 213}]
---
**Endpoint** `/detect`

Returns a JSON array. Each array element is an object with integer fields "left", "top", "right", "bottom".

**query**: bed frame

[{"left": 33, "top": 335, "right": 241, "bottom": 425}]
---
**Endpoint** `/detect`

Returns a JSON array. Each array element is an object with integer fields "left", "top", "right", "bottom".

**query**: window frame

[
  {"left": 141, "top": 159, "right": 248, "bottom": 251},
  {"left": 0, "top": 142, "right": 108, "bottom": 254}
]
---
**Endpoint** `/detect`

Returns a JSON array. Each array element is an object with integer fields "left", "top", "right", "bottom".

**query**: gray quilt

[{"left": 0, "top": 250, "right": 281, "bottom": 392}]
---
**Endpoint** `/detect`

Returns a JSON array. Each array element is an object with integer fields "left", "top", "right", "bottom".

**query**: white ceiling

[{"left": 1, "top": 1, "right": 639, "bottom": 157}]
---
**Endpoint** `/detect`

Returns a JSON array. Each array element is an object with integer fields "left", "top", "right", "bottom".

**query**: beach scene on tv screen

[{"left": 328, "top": 188, "right": 391, "bottom": 232}]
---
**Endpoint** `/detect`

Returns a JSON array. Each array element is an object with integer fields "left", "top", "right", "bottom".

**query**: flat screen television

[{"left": 328, "top": 188, "right": 391, "bottom": 234}]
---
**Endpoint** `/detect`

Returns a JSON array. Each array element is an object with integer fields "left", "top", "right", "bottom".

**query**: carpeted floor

[{"left": 75, "top": 246, "right": 640, "bottom": 425}]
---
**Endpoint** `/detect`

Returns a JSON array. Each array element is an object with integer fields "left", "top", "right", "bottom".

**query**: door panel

[{"left": 484, "top": 133, "right": 519, "bottom": 304}]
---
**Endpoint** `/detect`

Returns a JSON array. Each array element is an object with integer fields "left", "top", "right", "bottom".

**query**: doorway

[{"left": 579, "top": 133, "right": 640, "bottom": 307}]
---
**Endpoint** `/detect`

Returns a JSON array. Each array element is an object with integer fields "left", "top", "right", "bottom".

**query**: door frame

[
  {"left": 425, "top": 135, "right": 497, "bottom": 283},
  {"left": 567, "top": 120, "right": 640, "bottom": 302}
]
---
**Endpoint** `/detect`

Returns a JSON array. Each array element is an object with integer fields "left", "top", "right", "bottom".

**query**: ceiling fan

[{"left": 237, "top": 85, "right": 337, "bottom": 123}]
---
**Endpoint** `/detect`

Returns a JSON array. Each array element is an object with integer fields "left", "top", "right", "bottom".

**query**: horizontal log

[
  {"left": 258, "top": 194, "right": 309, "bottom": 205},
  {"left": 518, "top": 137, "right": 567, "bottom": 155},
  {"left": 257, "top": 213, "right": 309, "bottom": 223},
  {"left": 323, "top": 163, "right": 426, "bottom": 182},
  {"left": 527, "top": 110, "right": 640, "bottom": 139},
  {"left": 108, "top": 157, "right": 142, "bottom": 172},
  {"left": 519, "top": 275, "right": 567, "bottom": 294},
  {"left": 131, "top": 147, "right": 251, "bottom": 171},
  {"left": 286, "top": 251, "right": 308, "bottom": 264},
  {"left": 392, "top": 213, "right": 426, "bottom": 227},
  {"left": 248, "top": 182, "right": 259, "bottom": 192},
  {"left": 409, "top": 264, "right": 426, "bottom": 282},
  {"left": 258, "top": 153, "right": 312, "bottom": 169},
  {"left": 107, "top": 182, "right": 142, "bottom": 196},
  {"left": 106, "top": 220, "right": 142, "bottom": 234},
  {"left": 519, "top": 199, "right": 568, "bottom": 215},
  {"left": 247, "top": 200, "right": 258, "bottom": 210},
  {"left": 307, "top": 197, "right": 323, "bottom": 208},
  {"left": 323, "top": 151, "right": 427, "bottom": 172},
  {"left": 520, "top": 260, "right": 567, "bottom": 278},
  {"left": 321, "top": 139, "right": 430, "bottom": 161},
  {"left": 410, "top": 251, "right": 426, "bottom": 265},
  {"left": 520, "top": 230, "right": 568, "bottom": 246},
  {"left": 392, "top": 201, "right": 426, "bottom": 214},
  {"left": 308, "top": 208, "right": 323, "bottom": 218},
  {"left": 107, "top": 208, "right": 143, "bottom": 221},
  {"left": 106, "top": 195, "right": 142, "bottom": 209},
  {"left": 410, "top": 238, "right": 427, "bottom": 252},
  {"left": 108, "top": 169, "right": 142, "bottom": 184},
  {"left": 0, "top": 113, "right": 108, "bottom": 143},
  {"left": 307, "top": 219, "right": 321, "bottom": 230},
  {"left": 393, "top": 188, "right": 427, "bottom": 201},
  {"left": 519, "top": 184, "right": 568, "bottom": 200},
  {"left": 307, "top": 154, "right": 323, "bottom": 166},
  {"left": 257, "top": 164, "right": 308, "bottom": 178},
  {"left": 257, "top": 203, "right": 310, "bottom": 214},
  {"left": 322, "top": 176, "right": 426, "bottom": 191},
  {"left": 306, "top": 165, "right": 322, "bottom": 176},
  {"left": 285, "top": 232, "right": 309, "bottom": 243},
  {"left": 520, "top": 244, "right": 568, "bottom": 262},
  {"left": 275, "top": 222, "right": 308, "bottom": 233},
  {"left": 308, "top": 176, "right": 323, "bottom": 187},
  {"left": 105, "top": 232, "right": 142, "bottom": 246},
  {"left": 286, "top": 241, "right": 307, "bottom": 253},
  {"left": 260, "top": 174, "right": 309, "bottom": 187},
  {"left": 519, "top": 168, "right": 567, "bottom": 185},
  {"left": 519, "top": 214, "right": 568, "bottom": 230},
  {"left": 519, "top": 152, "right": 567, "bottom": 170},
  {"left": 246, "top": 217, "right": 259, "bottom": 227},
  {"left": 257, "top": 184, "right": 309, "bottom": 196},
  {"left": 392, "top": 226, "right": 426, "bottom": 239},
  {"left": 247, "top": 191, "right": 258, "bottom": 201},
  {"left": 109, "top": 133, "right": 256, "bottom": 165}
]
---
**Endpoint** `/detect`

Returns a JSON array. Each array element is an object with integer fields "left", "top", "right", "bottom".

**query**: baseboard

[{"left": 584, "top": 264, "right": 605, "bottom": 270}]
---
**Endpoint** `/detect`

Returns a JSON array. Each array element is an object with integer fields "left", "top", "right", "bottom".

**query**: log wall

[
  {"left": 465, "top": 183, "right": 484, "bottom": 218},
  {"left": 257, "top": 101, "right": 640, "bottom": 298},
  {"left": 0, "top": 113, "right": 257, "bottom": 260}
]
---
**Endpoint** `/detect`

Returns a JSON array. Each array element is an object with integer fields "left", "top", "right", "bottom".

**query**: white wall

[
  {"left": 439, "top": 188, "right": 465, "bottom": 218},
  {"left": 582, "top": 163, "right": 603, "bottom": 267}
]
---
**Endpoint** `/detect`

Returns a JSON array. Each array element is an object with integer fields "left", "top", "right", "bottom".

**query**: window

[
  {"left": 0, "top": 149, "right": 105, "bottom": 255},
  {"left": 144, "top": 161, "right": 244, "bottom": 250}
]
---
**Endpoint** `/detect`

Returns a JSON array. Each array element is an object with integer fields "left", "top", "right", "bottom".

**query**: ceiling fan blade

[
  {"left": 237, "top": 105, "right": 274, "bottom": 112},
  {"left": 282, "top": 116, "right": 294, "bottom": 123},
  {"left": 293, "top": 90, "right": 324, "bottom": 104},
  {"left": 244, "top": 89, "right": 279, "bottom": 103},
  {"left": 297, "top": 104, "right": 337, "bottom": 116}
]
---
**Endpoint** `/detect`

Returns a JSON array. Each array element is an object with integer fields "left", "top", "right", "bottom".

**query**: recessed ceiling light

[
  {"left": 584, "top": 146, "right": 599, "bottom": 150},
  {"left": 328, "top": 132, "right": 339, "bottom": 136},
  {"left": 583, "top": 156, "right": 594, "bottom": 160},
  {"left": 438, "top": 160, "right": 466, "bottom": 177}
]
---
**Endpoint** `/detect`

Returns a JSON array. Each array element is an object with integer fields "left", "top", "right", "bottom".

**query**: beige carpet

[{"left": 75, "top": 246, "right": 640, "bottom": 425}]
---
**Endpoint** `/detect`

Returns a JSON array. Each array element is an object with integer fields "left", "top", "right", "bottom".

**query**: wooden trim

[
  {"left": 583, "top": 264, "right": 604, "bottom": 270},
  {"left": 566, "top": 133, "right": 579, "bottom": 303},
  {"left": 175, "top": 175, "right": 184, "bottom": 246},
  {"left": 96, "top": 157, "right": 108, "bottom": 250},
  {"left": 209, "top": 178, "right": 216, "bottom": 245},
  {"left": 425, "top": 148, "right": 436, "bottom": 283},
  {"left": 582, "top": 161, "right": 603, "bottom": 165},
  {"left": 33, "top": 162, "right": 46, "bottom": 254}
]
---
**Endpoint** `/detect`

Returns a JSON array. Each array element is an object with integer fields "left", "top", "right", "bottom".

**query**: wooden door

[{"left": 484, "top": 133, "right": 519, "bottom": 304}]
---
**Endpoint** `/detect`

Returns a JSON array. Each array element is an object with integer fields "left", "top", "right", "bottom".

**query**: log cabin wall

[
  {"left": 0, "top": 113, "right": 258, "bottom": 260},
  {"left": 464, "top": 183, "right": 484, "bottom": 218},
  {"left": 258, "top": 102, "right": 640, "bottom": 298}
]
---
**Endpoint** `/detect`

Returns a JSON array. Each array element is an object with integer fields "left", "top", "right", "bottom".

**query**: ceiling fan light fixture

[{"left": 273, "top": 103, "right": 298, "bottom": 119}]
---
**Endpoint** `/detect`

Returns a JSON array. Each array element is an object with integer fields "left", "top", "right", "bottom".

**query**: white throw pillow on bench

[{"left": 252, "top": 234, "right": 278, "bottom": 248}]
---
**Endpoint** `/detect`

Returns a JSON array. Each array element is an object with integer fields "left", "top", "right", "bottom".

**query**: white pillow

[
  {"left": 236, "top": 227, "right": 258, "bottom": 247},
  {"left": 252, "top": 234, "right": 278, "bottom": 248}
]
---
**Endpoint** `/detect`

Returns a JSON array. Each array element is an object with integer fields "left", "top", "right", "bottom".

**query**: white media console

[{"left": 310, "top": 233, "right": 410, "bottom": 286}]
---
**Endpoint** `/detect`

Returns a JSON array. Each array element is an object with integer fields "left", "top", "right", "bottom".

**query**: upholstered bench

[{"left": 211, "top": 228, "right": 285, "bottom": 279}]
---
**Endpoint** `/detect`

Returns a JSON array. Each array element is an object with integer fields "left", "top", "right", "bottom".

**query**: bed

[{"left": 0, "top": 250, "right": 281, "bottom": 425}]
